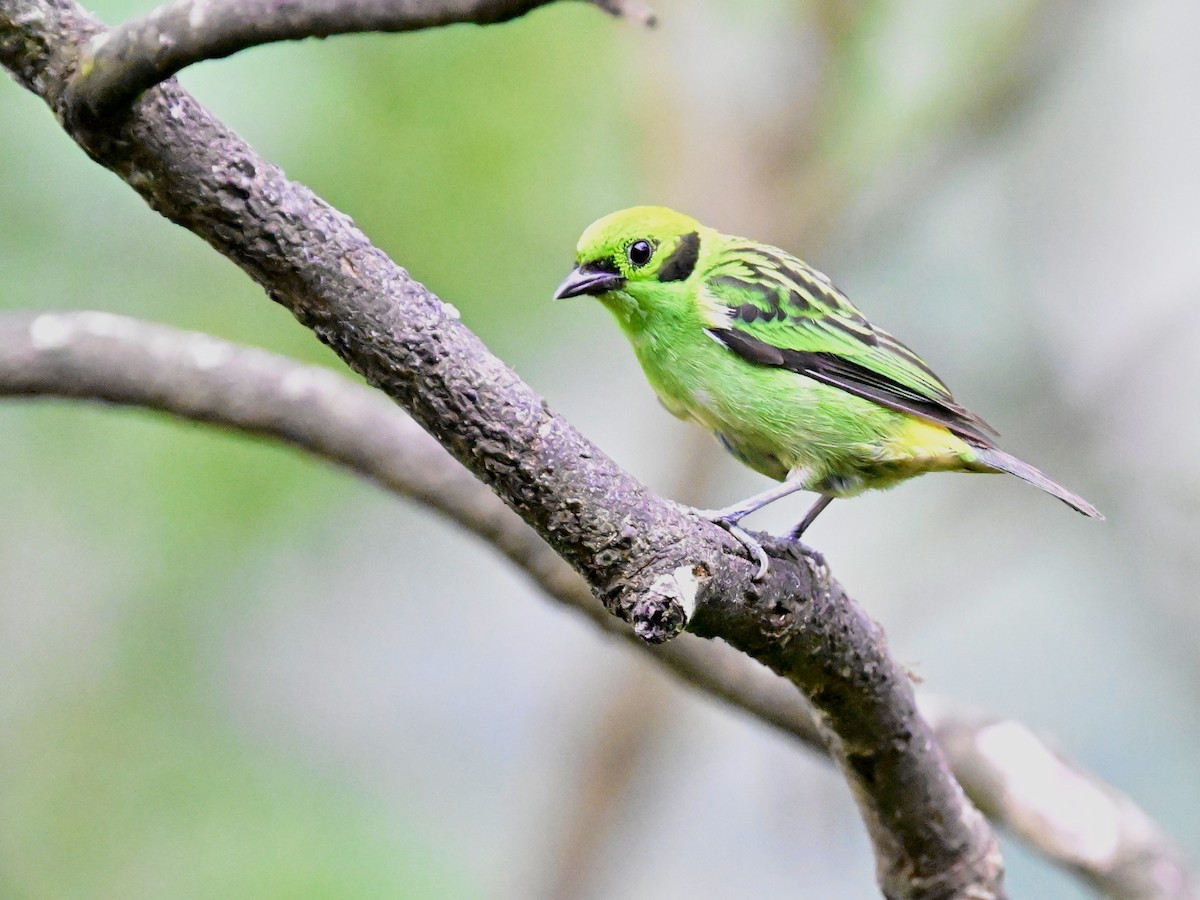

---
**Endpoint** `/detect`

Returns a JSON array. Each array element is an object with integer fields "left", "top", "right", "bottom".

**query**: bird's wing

[{"left": 702, "top": 243, "right": 998, "bottom": 446}]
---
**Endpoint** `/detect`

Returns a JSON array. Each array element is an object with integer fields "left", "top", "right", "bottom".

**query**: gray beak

[{"left": 553, "top": 264, "right": 624, "bottom": 300}]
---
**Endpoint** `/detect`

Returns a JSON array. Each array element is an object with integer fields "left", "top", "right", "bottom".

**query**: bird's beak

[{"left": 553, "top": 264, "right": 624, "bottom": 300}]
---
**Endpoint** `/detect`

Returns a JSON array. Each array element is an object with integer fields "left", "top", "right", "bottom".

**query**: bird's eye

[{"left": 627, "top": 239, "right": 653, "bottom": 268}]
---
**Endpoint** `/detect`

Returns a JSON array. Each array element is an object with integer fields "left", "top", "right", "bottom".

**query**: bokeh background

[{"left": 2, "top": 0, "right": 1198, "bottom": 896}]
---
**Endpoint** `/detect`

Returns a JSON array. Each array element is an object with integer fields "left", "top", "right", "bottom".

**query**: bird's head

[{"left": 553, "top": 206, "right": 705, "bottom": 323}]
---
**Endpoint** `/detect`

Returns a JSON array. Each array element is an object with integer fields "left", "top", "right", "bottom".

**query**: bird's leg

[
  {"left": 789, "top": 495, "right": 834, "bottom": 540},
  {"left": 696, "top": 474, "right": 814, "bottom": 524},
  {"left": 692, "top": 470, "right": 814, "bottom": 580}
]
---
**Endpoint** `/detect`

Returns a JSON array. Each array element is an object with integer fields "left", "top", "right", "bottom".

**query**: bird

[{"left": 552, "top": 206, "right": 1102, "bottom": 579}]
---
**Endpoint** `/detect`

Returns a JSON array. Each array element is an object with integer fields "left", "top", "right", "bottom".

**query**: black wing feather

[{"left": 708, "top": 327, "right": 998, "bottom": 447}]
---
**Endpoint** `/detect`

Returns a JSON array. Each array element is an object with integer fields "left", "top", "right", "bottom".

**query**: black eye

[{"left": 627, "top": 239, "right": 653, "bottom": 268}]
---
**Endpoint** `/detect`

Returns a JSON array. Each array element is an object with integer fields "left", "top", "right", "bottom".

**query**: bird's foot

[{"left": 692, "top": 507, "right": 771, "bottom": 581}]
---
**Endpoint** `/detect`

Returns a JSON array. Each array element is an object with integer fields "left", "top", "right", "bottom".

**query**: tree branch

[
  {"left": 0, "top": 309, "right": 1193, "bottom": 899},
  {"left": 930, "top": 703, "right": 1197, "bottom": 900},
  {"left": 64, "top": 0, "right": 656, "bottom": 119},
  {"left": 2, "top": 2, "right": 1005, "bottom": 895}
]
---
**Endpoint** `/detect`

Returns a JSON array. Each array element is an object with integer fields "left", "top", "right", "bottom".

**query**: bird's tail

[{"left": 971, "top": 446, "right": 1103, "bottom": 519}]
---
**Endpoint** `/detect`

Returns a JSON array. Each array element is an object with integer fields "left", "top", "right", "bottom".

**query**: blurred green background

[{"left": 2, "top": 0, "right": 1198, "bottom": 897}]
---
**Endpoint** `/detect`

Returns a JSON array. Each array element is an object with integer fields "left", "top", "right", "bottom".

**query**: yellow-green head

[{"left": 553, "top": 206, "right": 709, "bottom": 325}]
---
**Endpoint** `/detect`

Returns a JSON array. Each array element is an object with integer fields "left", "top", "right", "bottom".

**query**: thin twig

[
  {"left": 0, "top": 310, "right": 1193, "bottom": 899},
  {"left": 65, "top": 0, "right": 656, "bottom": 118}
]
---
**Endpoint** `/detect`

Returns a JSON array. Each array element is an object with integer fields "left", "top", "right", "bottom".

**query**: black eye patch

[{"left": 657, "top": 231, "right": 700, "bottom": 282}]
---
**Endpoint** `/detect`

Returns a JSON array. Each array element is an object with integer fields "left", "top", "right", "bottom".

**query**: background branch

[
  {"left": 0, "top": 309, "right": 1191, "bottom": 899},
  {"left": 931, "top": 704, "right": 1197, "bottom": 900}
]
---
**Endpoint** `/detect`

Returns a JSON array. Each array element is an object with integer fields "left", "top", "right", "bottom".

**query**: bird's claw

[{"left": 692, "top": 508, "right": 771, "bottom": 581}]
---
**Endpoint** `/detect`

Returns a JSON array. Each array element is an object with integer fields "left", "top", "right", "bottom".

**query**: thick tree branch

[
  {"left": 0, "top": 310, "right": 1193, "bottom": 899},
  {"left": 1, "top": 3, "right": 1005, "bottom": 895},
  {"left": 64, "top": 0, "right": 656, "bottom": 118}
]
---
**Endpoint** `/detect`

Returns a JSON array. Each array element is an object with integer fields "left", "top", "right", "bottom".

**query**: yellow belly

[{"left": 874, "top": 418, "right": 978, "bottom": 482}]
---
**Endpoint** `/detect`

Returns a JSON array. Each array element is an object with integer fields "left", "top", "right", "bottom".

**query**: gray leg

[
  {"left": 789, "top": 494, "right": 834, "bottom": 540},
  {"left": 695, "top": 469, "right": 815, "bottom": 525}
]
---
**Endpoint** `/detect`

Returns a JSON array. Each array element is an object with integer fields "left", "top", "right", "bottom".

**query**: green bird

[{"left": 554, "top": 206, "right": 1102, "bottom": 577}]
